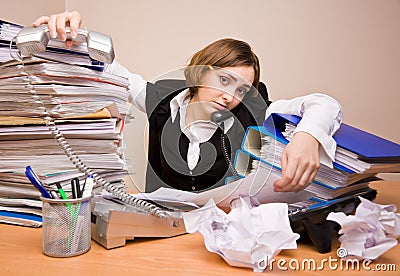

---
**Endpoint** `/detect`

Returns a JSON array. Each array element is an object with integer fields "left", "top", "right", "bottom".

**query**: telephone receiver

[
  {"left": 14, "top": 24, "right": 115, "bottom": 64},
  {"left": 210, "top": 109, "right": 233, "bottom": 126}
]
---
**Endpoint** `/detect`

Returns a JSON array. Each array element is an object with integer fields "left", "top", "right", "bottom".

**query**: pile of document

[
  {"left": 0, "top": 20, "right": 19, "bottom": 62},
  {"left": 283, "top": 123, "right": 399, "bottom": 198},
  {"left": 0, "top": 19, "right": 132, "bottom": 227},
  {"left": 234, "top": 113, "right": 400, "bottom": 202}
]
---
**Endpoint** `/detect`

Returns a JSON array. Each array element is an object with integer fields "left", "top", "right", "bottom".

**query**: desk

[{"left": 0, "top": 181, "right": 399, "bottom": 275}]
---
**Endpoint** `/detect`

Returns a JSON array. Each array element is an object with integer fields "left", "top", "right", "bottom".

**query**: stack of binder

[
  {"left": 230, "top": 113, "right": 399, "bottom": 252},
  {"left": 233, "top": 113, "right": 400, "bottom": 201},
  {"left": 0, "top": 19, "right": 132, "bottom": 227}
]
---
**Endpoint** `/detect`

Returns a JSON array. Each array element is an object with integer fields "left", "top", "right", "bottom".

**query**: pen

[
  {"left": 76, "top": 178, "right": 83, "bottom": 198},
  {"left": 55, "top": 182, "right": 75, "bottom": 217},
  {"left": 82, "top": 175, "right": 94, "bottom": 198},
  {"left": 55, "top": 182, "right": 68, "bottom": 200},
  {"left": 71, "top": 178, "right": 81, "bottom": 199},
  {"left": 80, "top": 177, "right": 87, "bottom": 196},
  {"left": 25, "top": 166, "right": 51, "bottom": 198},
  {"left": 50, "top": 190, "right": 59, "bottom": 199}
]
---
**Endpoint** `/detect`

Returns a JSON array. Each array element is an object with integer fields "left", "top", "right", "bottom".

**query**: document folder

[
  {"left": 264, "top": 113, "right": 400, "bottom": 163},
  {"left": 230, "top": 113, "right": 398, "bottom": 252}
]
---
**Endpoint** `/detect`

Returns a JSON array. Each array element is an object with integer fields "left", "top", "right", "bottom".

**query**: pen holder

[{"left": 41, "top": 195, "right": 93, "bottom": 257}]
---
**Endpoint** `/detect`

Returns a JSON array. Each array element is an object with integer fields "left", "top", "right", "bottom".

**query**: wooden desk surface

[{"left": 0, "top": 181, "right": 399, "bottom": 275}]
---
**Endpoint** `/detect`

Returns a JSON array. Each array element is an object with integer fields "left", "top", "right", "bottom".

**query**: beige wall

[
  {"left": 4, "top": 0, "right": 400, "bottom": 188},
  {"left": 2, "top": 0, "right": 65, "bottom": 26}
]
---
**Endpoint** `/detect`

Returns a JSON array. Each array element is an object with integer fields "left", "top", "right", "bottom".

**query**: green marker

[
  {"left": 55, "top": 182, "right": 75, "bottom": 215},
  {"left": 55, "top": 182, "right": 68, "bottom": 200},
  {"left": 55, "top": 182, "right": 79, "bottom": 251}
]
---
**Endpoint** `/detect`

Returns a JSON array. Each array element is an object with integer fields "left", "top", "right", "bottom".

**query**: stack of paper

[
  {"left": 0, "top": 19, "right": 132, "bottom": 227},
  {"left": 0, "top": 20, "right": 20, "bottom": 62},
  {"left": 0, "top": 198, "right": 42, "bottom": 227}
]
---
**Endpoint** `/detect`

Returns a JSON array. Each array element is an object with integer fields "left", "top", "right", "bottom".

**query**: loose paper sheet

[{"left": 134, "top": 166, "right": 313, "bottom": 209}]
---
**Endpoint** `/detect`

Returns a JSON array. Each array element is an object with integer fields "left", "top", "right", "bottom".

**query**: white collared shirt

[
  {"left": 169, "top": 89, "right": 234, "bottom": 170},
  {"left": 106, "top": 61, "right": 342, "bottom": 169}
]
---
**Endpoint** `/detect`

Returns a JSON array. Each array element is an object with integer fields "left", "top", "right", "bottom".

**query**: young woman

[{"left": 33, "top": 11, "right": 342, "bottom": 193}]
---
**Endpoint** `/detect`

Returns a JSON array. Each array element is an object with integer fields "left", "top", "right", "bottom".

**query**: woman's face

[{"left": 190, "top": 66, "right": 255, "bottom": 113}]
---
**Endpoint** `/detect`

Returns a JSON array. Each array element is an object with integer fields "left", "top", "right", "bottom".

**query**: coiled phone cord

[
  {"left": 210, "top": 110, "right": 241, "bottom": 181},
  {"left": 220, "top": 133, "right": 240, "bottom": 181},
  {"left": 14, "top": 54, "right": 170, "bottom": 219}
]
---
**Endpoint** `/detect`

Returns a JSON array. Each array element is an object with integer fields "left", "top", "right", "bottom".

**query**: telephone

[
  {"left": 15, "top": 25, "right": 115, "bottom": 63},
  {"left": 210, "top": 109, "right": 233, "bottom": 128}
]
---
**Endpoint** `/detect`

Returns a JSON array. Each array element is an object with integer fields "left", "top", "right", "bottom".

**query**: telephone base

[
  {"left": 90, "top": 196, "right": 187, "bottom": 249},
  {"left": 289, "top": 188, "right": 377, "bottom": 253}
]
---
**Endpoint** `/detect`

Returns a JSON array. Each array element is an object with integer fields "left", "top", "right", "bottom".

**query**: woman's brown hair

[{"left": 184, "top": 38, "right": 260, "bottom": 98}]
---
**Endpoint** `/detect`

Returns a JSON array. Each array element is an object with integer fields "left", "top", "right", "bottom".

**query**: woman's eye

[
  {"left": 237, "top": 87, "right": 248, "bottom": 96},
  {"left": 219, "top": 76, "right": 230, "bottom": 85}
]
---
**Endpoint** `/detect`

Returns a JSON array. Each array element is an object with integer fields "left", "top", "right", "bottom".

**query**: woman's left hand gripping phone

[{"left": 14, "top": 24, "right": 115, "bottom": 63}]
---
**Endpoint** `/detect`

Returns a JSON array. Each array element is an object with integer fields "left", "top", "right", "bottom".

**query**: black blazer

[{"left": 144, "top": 79, "right": 271, "bottom": 192}]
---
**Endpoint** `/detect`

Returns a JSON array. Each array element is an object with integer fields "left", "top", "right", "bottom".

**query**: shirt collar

[
  {"left": 170, "top": 88, "right": 189, "bottom": 122},
  {"left": 169, "top": 88, "right": 234, "bottom": 134}
]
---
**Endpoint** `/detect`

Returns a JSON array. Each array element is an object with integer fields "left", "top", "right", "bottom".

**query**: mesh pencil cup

[{"left": 41, "top": 195, "right": 93, "bottom": 257}]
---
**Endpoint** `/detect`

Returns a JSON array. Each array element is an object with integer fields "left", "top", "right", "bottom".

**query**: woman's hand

[
  {"left": 273, "top": 132, "right": 320, "bottom": 192},
  {"left": 32, "top": 11, "right": 82, "bottom": 48}
]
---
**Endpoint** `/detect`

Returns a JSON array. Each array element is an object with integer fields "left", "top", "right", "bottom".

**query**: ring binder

[
  {"left": 263, "top": 113, "right": 400, "bottom": 163},
  {"left": 229, "top": 112, "right": 399, "bottom": 252}
]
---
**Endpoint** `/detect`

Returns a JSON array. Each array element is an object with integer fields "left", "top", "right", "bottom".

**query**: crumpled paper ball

[
  {"left": 182, "top": 197, "right": 299, "bottom": 272},
  {"left": 327, "top": 197, "right": 400, "bottom": 260}
]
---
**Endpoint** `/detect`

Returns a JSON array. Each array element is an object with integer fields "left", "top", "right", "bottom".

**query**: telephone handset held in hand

[
  {"left": 210, "top": 109, "right": 233, "bottom": 131},
  {"left": 15, "top": 24, "right": 115, "bottom": 63}
]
